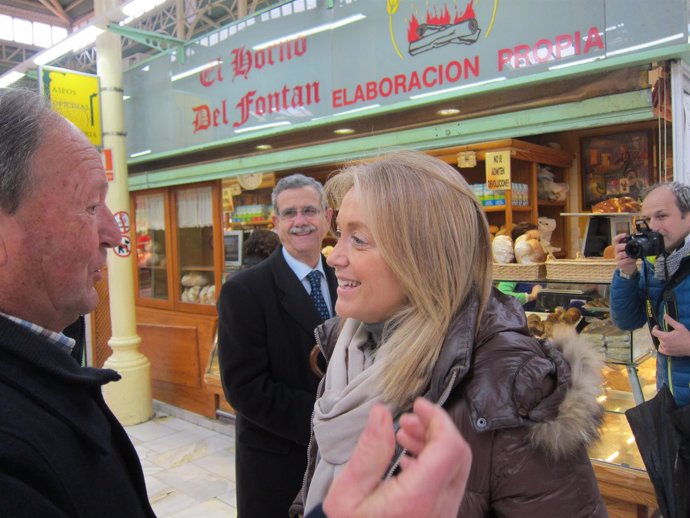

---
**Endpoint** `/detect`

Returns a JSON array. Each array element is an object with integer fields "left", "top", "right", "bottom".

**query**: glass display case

[
  {"left": 134, "top": 192, "right": 169, "bottom": 300},
  {"left": 175, "top": 186, "right": 216, "bottom": 306},
  {"left": 494, "top": 276, "right": 657, "bottom": 476},
  {"left": 589, "top": 356, "right": 657, "bottom": 471},
  {"left": 132, "top": 182, "right": 222, "bottom": 314}
]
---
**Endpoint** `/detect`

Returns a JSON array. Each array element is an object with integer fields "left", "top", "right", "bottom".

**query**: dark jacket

[
  {"left": 217, "top": 247, "right": 337, "bottom": 518},
  {"left": 0, "top": 315, "right": 154, "bottom": 518},
  {"left": 298, "top": 289, "right": 607, "bottom": 518},
  {"left": 610, "top": 256, "right": 690, "bottom": 406}
]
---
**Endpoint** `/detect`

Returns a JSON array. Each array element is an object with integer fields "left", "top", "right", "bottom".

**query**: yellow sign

[
  {"left": 40, "top": 66, "right": 102, "bottom": 148},
  {"left": 485, "top": 150, "right": 511, "bottom": 190}
]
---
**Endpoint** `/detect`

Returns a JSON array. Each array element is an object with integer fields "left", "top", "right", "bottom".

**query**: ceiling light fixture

[
  {"left": 333, "top": 128, "right": 355, "bottom": 135},
  {"left": 130, "top": 149, "right": 152, "bottom": 158},
  {"left": 33, "top": 26, "right": 104, "bottom": 66},
  {"left": 0, "top": 70, "right": 25, "bottom": 88},
  {"left": 120, "top": 0, "right": 167, "bottom": 25},
  {"left": 171, "top": 60, "right": 222, "bottom": 82},
  {"left": 256, "top": 144, "right": 273, "bottom": 150},
  {"left": 253, "top": 13, "right": 366, "bottom": 50},
  {"left": 437, "top": 108, "right": 460, "bottom": 116},
  {"left": 410, "top": 77, "right": 507, "bottom": 100},
  {"left": 234, "top": 120, "right": 291, "bottom": 133}
]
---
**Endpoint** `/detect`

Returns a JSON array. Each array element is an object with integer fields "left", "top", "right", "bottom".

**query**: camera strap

[{"left": 645, "top": 256, "right": 690, "bottom": 348}]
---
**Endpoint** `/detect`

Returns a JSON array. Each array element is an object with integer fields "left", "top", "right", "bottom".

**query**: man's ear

[
  {"left": 0, "top": 212, "right": 12, "bottom": 266},
  {"left": 0, "top": 230, "right": 7, "bottom": 266}
]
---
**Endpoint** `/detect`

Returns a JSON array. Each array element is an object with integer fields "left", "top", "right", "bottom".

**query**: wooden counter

[
  {"left": 136, "top": 306, "right": 219, "bottom": 418},
  {"left": 592, "top": 461, "right": 658, "bottom": 518}
]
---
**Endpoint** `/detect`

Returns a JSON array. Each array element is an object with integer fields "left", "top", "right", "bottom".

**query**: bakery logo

[{"left": 388, "top": 0, "right": 497, "bottom": 59}]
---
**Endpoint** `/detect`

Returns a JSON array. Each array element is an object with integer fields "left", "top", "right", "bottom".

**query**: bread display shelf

[
  {"left": 492, "top": 262, "right": 546, "bottom": 281},
  {"left": 545, "top": 258, "right": 617, "bottom": 283}
]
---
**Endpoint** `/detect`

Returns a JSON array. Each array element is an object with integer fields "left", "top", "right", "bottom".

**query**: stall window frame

[{"left": 131, "top": 181, "right": 223, "bottom": 315}]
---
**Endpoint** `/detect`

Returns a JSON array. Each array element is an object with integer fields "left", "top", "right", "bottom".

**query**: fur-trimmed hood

[{"left": 429, "top": 289, "right": 604, "bottom": 460}]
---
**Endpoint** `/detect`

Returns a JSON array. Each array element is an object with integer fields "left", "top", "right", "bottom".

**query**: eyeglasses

[{"left": 277, "top": 206, "right": 323, "bottom": 220}]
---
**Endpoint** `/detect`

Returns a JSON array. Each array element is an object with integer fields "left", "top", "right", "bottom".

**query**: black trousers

[{"left": 235, "top": 435, "right": 308, "bottom": 518}]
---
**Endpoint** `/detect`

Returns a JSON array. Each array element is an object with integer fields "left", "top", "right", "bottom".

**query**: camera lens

[{"left": 624, "top": 237, "right": 647, "bottom": 259}]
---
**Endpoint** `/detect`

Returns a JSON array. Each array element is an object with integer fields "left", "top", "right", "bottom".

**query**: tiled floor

[{"left": 125, "top": 402, "right": 237, "bottom": 518}]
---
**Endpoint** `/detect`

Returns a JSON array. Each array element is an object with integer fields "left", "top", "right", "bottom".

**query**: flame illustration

[{"left": 407, "top": 2, "right": 476, "bottom": 43}]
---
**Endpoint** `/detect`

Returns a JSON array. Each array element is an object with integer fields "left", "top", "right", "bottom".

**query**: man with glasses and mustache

[{"left": 218, "top": 174, "right": 337, "bottom": 518}]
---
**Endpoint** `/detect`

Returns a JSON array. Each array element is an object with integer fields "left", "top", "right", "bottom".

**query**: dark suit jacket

[{"left": 217, "top": 247, "right": 337, "bottom": 517}]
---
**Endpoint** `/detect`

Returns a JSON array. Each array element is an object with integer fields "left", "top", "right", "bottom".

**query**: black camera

[{"left": 622, "top": 220, "right": 665, "bottom": 259}]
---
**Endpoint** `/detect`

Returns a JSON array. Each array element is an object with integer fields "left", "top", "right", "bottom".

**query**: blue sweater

[{"left": 610, "top": 257, "right": 690, "bottom": 407}]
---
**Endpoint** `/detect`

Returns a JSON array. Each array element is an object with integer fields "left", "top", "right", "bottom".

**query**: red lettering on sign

[
  {"left": 192, "top": 100, "right": 229, "bottom": 132},
  {"left": 192, "top": 105, "right": 211, "bottom": 132},
  {"left": 233, "top": 81, "right": 321, "bottom": 128},
  {"left": 332, "top": 58, "right": 479, "bottom": 108},
  {"left": 230, "top": 37, "right": 307, "bottom": 82},
  {"left": 498, "top": 26, "right": 604, "bottom": 71},
  {"left": 199, "top": 58, "right": 223, "bottom": 87}
]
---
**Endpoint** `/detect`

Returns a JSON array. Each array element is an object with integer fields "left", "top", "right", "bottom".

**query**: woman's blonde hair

[{"left": 325, "top": 150, "right": 493, "bottom": 409}]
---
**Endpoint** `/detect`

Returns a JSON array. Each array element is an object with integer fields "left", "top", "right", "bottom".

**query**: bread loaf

[
  {"left": 514, "top": 230, "right": 546, "bottom": 264},
  {"left": 492, "top": 235, "right": 514, "bottom": 264}
]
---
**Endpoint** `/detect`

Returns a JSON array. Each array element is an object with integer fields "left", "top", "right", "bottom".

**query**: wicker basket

[
  {"left": 492, "top": 262, "right": 546, "bottom": 281},
  {"left": 545, "top": 258, "right": 617, "bottom": 283}
]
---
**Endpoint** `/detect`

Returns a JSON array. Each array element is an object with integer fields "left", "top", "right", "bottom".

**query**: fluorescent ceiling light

[
  {"left": 130, "top": 149, "right": 152, "bottom": 158},
  {"left": 33, "top": 26, "right": 104, "bottom": 66},
  {"left": 549, "top": 56, "right": 601, "bottom": 71},
  {"left": 171, "top": 60, "right": 222, "bottom": 82},
  {"left": 0, "top": 71, "right": 25, "bottom": 87},
  {"left": 333, "top": 104, "right": 379, "bottom": 117},
  {"left": 607, "top": 33, "right": 683, "bottom": 57},
  {"left": 121, "top": 0, "right": 167, "bottom": 22},
  {"left": 312, "top": 103, "right": 380, "bottom": 121},
  {"left": 253, "top": 13, "right": 365, "bottom": 50},
  {"left": 256, "top": 144, "right": 273, "bottom": 150},
  {"left": 333, "top": 128, "right": 355, "bottom": 135},
  {"left": 410, "top": 77, "right": 507, "bottom": 100},
  {"left": 234, "top": 121, "right": 291, "bottom": 133},
  {"left": 437, "top": 108, "right": 460, "bottom": 116}
]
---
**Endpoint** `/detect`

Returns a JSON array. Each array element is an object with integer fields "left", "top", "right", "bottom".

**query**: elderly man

[
  {"left": 0, "top": 88, "right": 154, "bottom": 517},
  {"left": 217, "top": 174, "right": 336, "bottom": 518}
]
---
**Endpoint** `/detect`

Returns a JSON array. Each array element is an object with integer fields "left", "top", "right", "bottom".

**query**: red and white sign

[
  {"left": 114, "top": 235, "right": 131, "bottom": 258},
  {"left": 101, "top": 148, "right": 114, "bottom": 182},
  {"left": 114, "top": 211, "right": 130, "bottom": 234}
]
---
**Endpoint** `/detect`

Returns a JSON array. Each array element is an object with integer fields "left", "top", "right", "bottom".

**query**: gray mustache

[{"left": 289, "top": 224, "right": 317, "bottom": 235}]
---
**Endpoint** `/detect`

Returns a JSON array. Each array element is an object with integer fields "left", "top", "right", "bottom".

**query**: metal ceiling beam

[
  {"left": 37, "top": 0, "right": 71, "bottom": 25},
  {"left": 0, "top": 0, "right": 284, "bottom": 80},
  {"left": 0, "top": 3, "right": 67, "bottom": 25},
  {"left": 108, "top": 24, "right": 185, "bottom": 59}
]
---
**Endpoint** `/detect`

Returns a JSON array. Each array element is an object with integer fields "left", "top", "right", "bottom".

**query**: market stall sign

[
  {"left": 486, "top": 151, "right": 511, "bottom": 191},
  {"left": 123, "top": 0, "right": 687, "bottom": 159},
  {"left": 40, "top": 66, "right": 102, "bottom": 148}
]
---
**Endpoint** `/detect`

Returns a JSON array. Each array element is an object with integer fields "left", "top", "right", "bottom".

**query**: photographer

[{"left": 610, "top": 182, "right": 690, "bottom": 407}]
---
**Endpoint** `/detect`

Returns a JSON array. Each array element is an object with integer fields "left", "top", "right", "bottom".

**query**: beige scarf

[{"left": 304, "top": 318, "right": 388, "bottom": 514}]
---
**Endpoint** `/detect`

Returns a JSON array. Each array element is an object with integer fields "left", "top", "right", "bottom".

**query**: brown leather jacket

[{"left": 296, "top": 289, "right": 608, "bottom": 518}]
